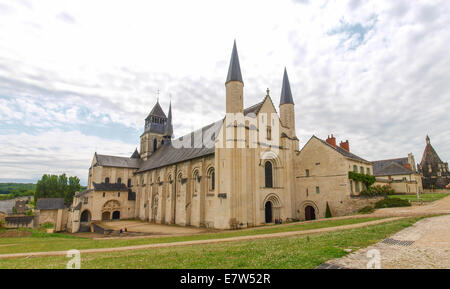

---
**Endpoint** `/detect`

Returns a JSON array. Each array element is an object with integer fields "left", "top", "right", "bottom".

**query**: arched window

[
  {"left": 193, "top": 170, "right": 200, "bottom": 193},
  {"left": 105, "top": 177, "right": 110, "bottom": 184},
  {"left": 353, "top": 165, "right": 358, "bottom": 172},
  {"left": 208, "top": 168, "right": 215, "bottom": 191},
  {"left": 117, "top": 178, "right": 121, "bottom": 184},
  {"left": 265, "top": 161, "right": 273, "bottom": 188},
  {"left": 153, "top": 139, "right": 157, "bottom": 152},
  {"left": 127, "top": 179, "right": 131, "bottom": 187}
]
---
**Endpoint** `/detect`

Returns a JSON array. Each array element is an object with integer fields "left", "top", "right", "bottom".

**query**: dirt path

[
  {"left": 319, "top": 214, "right": 450, "bottom": 269},
  {"left": 0, "top": 217, "right": 403, "bottom": 259},
  {"left": 366, "top": 195, "right": 450, "bottom": 218}
]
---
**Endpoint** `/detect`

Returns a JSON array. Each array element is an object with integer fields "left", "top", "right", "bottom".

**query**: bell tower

[
  {"left": 279, "top": 68, "right": 296, "bottom": 138},
  {"left": 140, "top": 100, "right": 167, "bottom": 160},
  {"left": 225, "top": 40, "right": 244, "bottom": 113}
]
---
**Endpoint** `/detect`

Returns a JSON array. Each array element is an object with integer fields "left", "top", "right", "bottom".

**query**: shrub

[
  {"left": 374, "top": 198, "right": 411, "bottom": 208},
  {"left": 358, "top": 206, "right": 375, "bottom": 214},
  {"left": 360, "top": 185, "right": 396, "bottom": 197},
  {"left": 348, "top": 171, "right": 376, "bottom": 188},
  {"left": 40, "top": 222, "right": 54, "bottom": 229}
]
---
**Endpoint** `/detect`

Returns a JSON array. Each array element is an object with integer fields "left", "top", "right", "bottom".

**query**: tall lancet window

[
  {"left": 265, "top": 161, "right": 273, "bottom": 188},
  {"left": 153, "top": 138, "right": 157, "bottom": 152}
]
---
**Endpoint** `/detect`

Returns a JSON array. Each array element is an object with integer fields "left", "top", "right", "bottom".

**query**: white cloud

[
  {"left": 0, "top": 0, "right": 449, "bottom": 183},
  {"left": 0, "top": 129, "right": 136, "bottom": 183}
]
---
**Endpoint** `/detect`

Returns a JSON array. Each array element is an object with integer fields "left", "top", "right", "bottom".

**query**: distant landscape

[
  {"left": 0, "top": 183, "right": 36, "bottom": 200},
  {"left": 0, "top": 181, "right": 87, "bottom": 202}
]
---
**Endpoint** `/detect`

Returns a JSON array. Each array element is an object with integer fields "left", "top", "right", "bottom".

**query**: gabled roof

[
  {"left": 36, "top": 198, "right": 65, "bottom": 210},
  {"left": 95, "top": 153, "right": 141, "bottom": 169},
  {"left": 99, "top": 99, "right": 268, "bottom": 173},
  {"left": 372, "top": 157, "right": 413, "bottom": 176},
  {"left": 243, "top": 100, "right": 264, "bottom": 116},
  {"left": 280, "top": 68, "right": 294, "bottom": 105},
  {"left": 301, "top": 135, "right": 370, "bottom": 163},
  {"left": 130, "top": 148, "right": 141, "bottom": 159},
  {"left": 138, "top": 120, "right": 223, "bottom": 173},
  {"left": 226, "top": 40, "right": 243, "bottom": 84},
  {"left": 372, "top": 161, "right": 413, "bottom": 176}
]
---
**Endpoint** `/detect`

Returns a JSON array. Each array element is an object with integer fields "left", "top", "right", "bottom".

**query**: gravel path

[{"left": 319, "top": 214, "right": 450, "bottom": 269}]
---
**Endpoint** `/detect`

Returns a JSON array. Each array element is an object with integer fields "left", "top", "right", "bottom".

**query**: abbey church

[{"left": 68, "top": 41, "right": 377, "bottom": 232}]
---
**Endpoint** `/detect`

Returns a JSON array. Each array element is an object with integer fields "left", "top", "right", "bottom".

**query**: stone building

[
  {"left": 69, "top": 41, "right": 377, "bottom": 231},
  {"left": 372, "top": 154, "right": 423, "bottom": 194},
  {"left": 35, "top": 198, "right": 67, "bottom": 232},
  {"left": 418, "top": 136, "right": 450, "bottom": 190}
]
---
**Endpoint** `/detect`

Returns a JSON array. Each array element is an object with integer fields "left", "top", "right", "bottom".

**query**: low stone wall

[
  {"left": 332, "top": 196, "right": 384, "bottom": 216},
  {"left": 4, "top": 215, "right": 34, "bottom": 228}
]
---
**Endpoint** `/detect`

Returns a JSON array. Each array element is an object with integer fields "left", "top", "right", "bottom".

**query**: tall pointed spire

[
  {"left": 226, "top": 40, "right": 243, "bottom": 84},
  {"left": 280, "top": 67, "right": 294, "bottom": 105},
  {"left": 164, "top": 100, "right": 173, "bottom": 137}
]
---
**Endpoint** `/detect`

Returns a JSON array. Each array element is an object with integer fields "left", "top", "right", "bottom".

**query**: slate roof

[
  {"left": 92, "top": 182, "right": 129, "bottom": 191},
  {"left": 420, "top": 136, "right": 443, "bottom": 167},
  {"left": 164, "top": 101, "right": 173, "bottom": 137},
  {"left": 97, "top": 100, "right": 265, "bottom": 174},
  {"left": 313, "top": 136, "right": 370, "bottom": 163},
  {"left": 35, "top": 198, "right": 65, "bottom": 210},
  {"left": 226, "top": 40, "right": 243, "bottom": 84},
  {"left": 138, "top": 120, "right": 223, "bottom": 173},
  {"left": 0, "top": 199, "right": 15, "bottom": 214},
  {"left": 243, "top": 101, "right": 264, "bottom": 116},
  {"left": 130, "top": 148, "right": 141, "bottom": 159},
  {"left": 372, "top": 159, "right": 413, "bottom": 176},
  {"left": 75, "top": 189, "right": 93, "bottom": 197},
  {"left": 280, "top": 68, "right": 294, "bottom": 105},
  {"left": 95, "top": 153, "right": 141, "bottom": 169},
  {"left": 147, "top": 101, "right": 167, "bottom": 119},
  {"left": 372, "top": 158, "right": 413, "bottom": 176}
]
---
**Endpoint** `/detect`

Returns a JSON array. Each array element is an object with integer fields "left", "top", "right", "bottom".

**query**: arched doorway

[
  {"left": 102, "top": 211, "right": 110, "bottom": 221},
  {"left": 112, "top": 211, "right": 120, "bottom": 220},
  {"left": 305, "top": 206, "right": 316, "bottom": 221},
  {"left": 265, "top": 202, "right": 273, "bottom": 223},
  {"left": 80, "top": 210, "right": 91, "bottom": 223}
]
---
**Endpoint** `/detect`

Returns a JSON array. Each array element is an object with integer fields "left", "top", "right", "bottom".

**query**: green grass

[
  {"left": 388, "top": 193, "right": 450, "bottom": 202},
  {"left": 0, "top": 217, "right": 421, "bottom": 269},
  {"left": 0, "top": 217, "right": 383, "bottom": 255}
]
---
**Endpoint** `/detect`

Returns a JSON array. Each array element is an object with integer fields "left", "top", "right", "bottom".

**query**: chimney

[
  {"left": 339, "top": 140, "right": 350, "bottom": 152},
  {"left": 326, "top": 134, "right": 337, "bottom": 148}
]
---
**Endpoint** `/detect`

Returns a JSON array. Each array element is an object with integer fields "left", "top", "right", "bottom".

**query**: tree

[{"left": 35, "top": 174, "right": 81, "bottom": 205}]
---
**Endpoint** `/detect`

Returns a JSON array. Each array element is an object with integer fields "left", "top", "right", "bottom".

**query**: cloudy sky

[{"left": 0, "top": 0, "right": 449, "bottom": 185}]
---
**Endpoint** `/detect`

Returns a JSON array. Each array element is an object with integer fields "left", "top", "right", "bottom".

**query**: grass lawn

[
  {"left": 388, "top": 193, "right": 450, "bottom": 202},
  {"left": 0, "top": 217, "right": 383, "bottom": 255},
  {"left": 0, "top": 217, "right": 421, "bottom": 269}
]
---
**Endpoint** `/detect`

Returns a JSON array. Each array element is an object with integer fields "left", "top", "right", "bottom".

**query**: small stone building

[
  {"left": 35, "top": 198, "right": 67, "bottom": 232},
  {"left": 418, "top": 136, "right": 450, "bottom": 190},
  {"left": 373, "top": 154, "right": 423, "bottom": 194}
]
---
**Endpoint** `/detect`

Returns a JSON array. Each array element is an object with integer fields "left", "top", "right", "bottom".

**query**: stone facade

[
  {"left": 418, "top": 136, "right": 450, "bottom": 190},
  {"left": 68, "top": 42, "right": 381, "bottom": 232}
]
